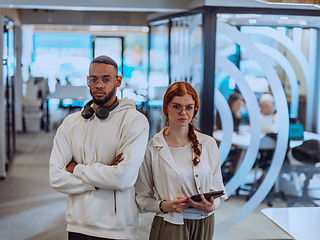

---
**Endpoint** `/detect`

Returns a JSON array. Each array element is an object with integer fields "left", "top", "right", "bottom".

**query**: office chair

[
  {"left": 285, "top": 139, "right": 320, "bottom": 206},
  {"left": 254, "top": 134, "right": 277, "bottom": 182},
  {"left": 244, "top": 134, "right": 277, "bottom": 203},
  {"left": 243, "top": 132, "right": 288, "bottom": 206}
]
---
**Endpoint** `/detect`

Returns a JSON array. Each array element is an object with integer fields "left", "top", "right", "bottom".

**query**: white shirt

[
  {"left": 169, "top": 143, "right": 197, "bottom": 198},
  {"left": 169, "top": 143, "right": 207, "bottom": 219}
]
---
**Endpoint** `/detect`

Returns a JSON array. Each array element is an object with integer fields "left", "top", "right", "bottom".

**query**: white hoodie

[{"left": 49, "top": 98, "right": 149, "bottom": 239}]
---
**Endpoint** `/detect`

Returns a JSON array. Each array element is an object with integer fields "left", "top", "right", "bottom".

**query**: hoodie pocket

[
  {"left": 66, "top": 191, "right": 116, "bottom": 227},
  {"left": 113, "top": 187, "right": 139, "bottom": 228}
]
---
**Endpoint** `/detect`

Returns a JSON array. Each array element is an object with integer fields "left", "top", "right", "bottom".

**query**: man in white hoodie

[{"left": 49, "top": 55, "right": 149, "bottom": 240}]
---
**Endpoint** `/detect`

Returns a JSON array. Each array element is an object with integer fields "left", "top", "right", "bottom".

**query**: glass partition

[
  {"left": 147, "top": 14, "right": 203, "bottom": 138},
  {"left": 214, "top": 14, "right": 318, "bottom": 235},
  {"left": 93, "top": 36, "right": 123, "bottom": 76},
  {"left": 170, "top": 14, "right": 203, "bottom": 128},
  {"left": 148, "top": 8, "right": 320, "bottom": 235},
  {"left": 148, "top": 21, "right": 169, "bottom": 137}
]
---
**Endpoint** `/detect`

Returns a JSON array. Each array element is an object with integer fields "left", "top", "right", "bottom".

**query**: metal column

[
  {"left": 0, "top": 15, "right": 6, "bottom": 178},
  {"left": 200, "top": 8, "right": 217, "bottom": 136}
]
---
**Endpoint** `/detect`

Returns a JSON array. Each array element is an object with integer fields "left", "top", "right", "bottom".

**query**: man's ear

[
  {"left": 116, "top": 75, "right": 122, "bottom": 88},
  {"left": 86, "top": 76, "right": 90, "bottom": 87}
]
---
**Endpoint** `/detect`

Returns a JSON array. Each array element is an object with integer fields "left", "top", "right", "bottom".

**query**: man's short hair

[{"left": 90, "top": 55, "right": 118, "bottom": 73}]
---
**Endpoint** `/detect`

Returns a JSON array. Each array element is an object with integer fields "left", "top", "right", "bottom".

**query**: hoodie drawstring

[
  {"left": 82, "top": 119, "right": 91, "bottom": 164},
  {"left": 92, "top": 119, "right": 100, "bottom": 163}
]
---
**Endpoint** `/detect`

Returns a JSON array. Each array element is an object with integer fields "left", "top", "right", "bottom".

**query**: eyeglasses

[
  {"left": 169, "top": 104, "right": 195, "bottom": 114},
  {"left": 88, "top": 75, "right": 118, "bottom": 87}
]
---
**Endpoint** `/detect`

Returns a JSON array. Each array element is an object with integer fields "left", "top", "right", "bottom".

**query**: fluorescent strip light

[
  {"left": 256, "top": 0, "right": 320, "bottom": 5},
  {"left": 249, "top": 19, "right": 258, "bottom": 24}
]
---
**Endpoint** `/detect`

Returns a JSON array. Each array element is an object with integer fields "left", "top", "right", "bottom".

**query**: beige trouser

[{"left": 149, "top": 214, "right": 214, "bottom": 240}]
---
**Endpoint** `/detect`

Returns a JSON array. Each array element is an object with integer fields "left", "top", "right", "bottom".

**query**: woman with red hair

[{"left": 135, "top": 82, "right": 227, "bottom": 240}]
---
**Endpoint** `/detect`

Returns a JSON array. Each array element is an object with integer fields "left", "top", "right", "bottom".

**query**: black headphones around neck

[{"left": 81, "top": 98, "right": 119, "bottom": 120}]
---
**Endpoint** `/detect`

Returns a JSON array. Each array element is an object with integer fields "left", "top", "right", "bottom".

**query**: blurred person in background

[{"left": 259, "top": 94, "right": 278, "bottom": 134}]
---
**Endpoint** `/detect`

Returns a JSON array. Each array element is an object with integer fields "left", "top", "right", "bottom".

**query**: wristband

[{"left": 159, "top": 200, "right": 168, "bottom": 213}]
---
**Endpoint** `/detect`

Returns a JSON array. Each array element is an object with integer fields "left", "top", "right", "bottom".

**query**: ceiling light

[
  {"left": 218, "top": 18, "right": 228, "bottom": 22},
  {"left": 256, "top": 0, "right": 320, "bottom": 5},
  {"left": 278, "top": 18, "right": 309, "bottom": 24},
  {"left": 249, "top": 19, "right": 258, "bottom": 24},
  {"left": 235, "top": 14, "right": 262, "bottom": 18},
  {"left": 141, "top": 27, "right": 149, "bottom": 32},
  {"left": 220, "top": 14, "right": 231, "bottom": 19},
  {"left": 89, "top": 26, "right": 106, "bottom": 31}
]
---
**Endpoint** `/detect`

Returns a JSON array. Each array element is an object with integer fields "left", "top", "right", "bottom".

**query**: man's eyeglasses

[
  {"left": 169, "top": 104, "right": 195, "bottom": 114},
  {"left": 88, "top": 75, "right": 118, "bottom": 87}
]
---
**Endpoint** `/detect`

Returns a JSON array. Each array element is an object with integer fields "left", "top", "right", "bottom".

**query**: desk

[
  {"left": 213, "top": 130, "right": 253, "bottom": 149},
  {"left": 213, "top": 130, "right": 320, "bottom": 149},
  {"left": 53, "top": 85, "right": 89, "bottom": 100},
  {"left": 261, "top": 207, "right": 320, "bottom": 240},
  {"left": 50, "top": 85, "right": 89, "bottom": 114}
]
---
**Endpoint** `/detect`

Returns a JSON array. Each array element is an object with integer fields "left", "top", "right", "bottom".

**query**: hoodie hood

[
  {"left": 113, "top": 97, "right": 136, "bottom": 113},
  {"left": 84, "top": 97, "right": 136, "bottom": 114}
]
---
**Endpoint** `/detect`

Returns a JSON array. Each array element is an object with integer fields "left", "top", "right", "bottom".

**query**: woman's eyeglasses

[{"left": 169, "top": 104, "right": 195, "bottom": 114}]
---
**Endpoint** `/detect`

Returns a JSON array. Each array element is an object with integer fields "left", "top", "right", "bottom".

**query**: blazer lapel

[
  {"left": 154, "top": 130, "right": 180, "bottom": 176},
  {"left": 158, "top": 145, "right": 180, "bottom": 176}
]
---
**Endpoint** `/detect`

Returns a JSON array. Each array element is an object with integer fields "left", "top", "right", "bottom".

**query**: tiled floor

[{"left": 1, "top": 130, "right": 319, "bottom": 239}]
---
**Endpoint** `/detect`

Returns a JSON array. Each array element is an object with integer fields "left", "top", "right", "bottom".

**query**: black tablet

[{"left": 190, "top": 190, "right": 224, "bottom": 202}]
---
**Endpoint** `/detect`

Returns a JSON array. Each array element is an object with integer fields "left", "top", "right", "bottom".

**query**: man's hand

[
  {"left": 111, "top": 153, "right": 124, "bottom": 166},
  {"left": 186, "top": 194, "right": 216, "bottom": 213},
  {"left": 66, "top": 153, "right": 123, "bottom": 174},
  {"left": 66, "top": 160, "right": 77, "bottom": 173}
]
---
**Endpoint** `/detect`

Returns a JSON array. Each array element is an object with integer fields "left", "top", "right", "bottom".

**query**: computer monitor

[{"left": 289, "top": 118, "right": 304, "bottom": 140}]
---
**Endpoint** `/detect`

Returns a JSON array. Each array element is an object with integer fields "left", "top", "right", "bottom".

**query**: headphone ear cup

[
  {"left": 81, "top": 106, "right": 95, "bottom": 119},
  {"left": 96, "top": 106, "right": 110, "bottom": 120}
]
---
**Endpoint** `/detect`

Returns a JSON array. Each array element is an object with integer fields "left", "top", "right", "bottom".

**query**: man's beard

[{"left": 90, "top": 85, "right": 116, "bottom": 106}]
